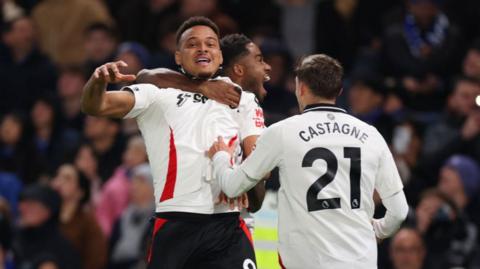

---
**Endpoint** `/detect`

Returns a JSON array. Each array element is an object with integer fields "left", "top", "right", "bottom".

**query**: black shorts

[{"left": 146, "top": 212, "right": 256, "bottom": 269}]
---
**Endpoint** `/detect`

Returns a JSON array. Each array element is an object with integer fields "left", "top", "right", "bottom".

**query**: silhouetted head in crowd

[
  {"left": 51, "top": 164, "right": 91, "bottom": 208},
  {"left": 447, "top": 76, "right": 480, "bottom": 117},
  {"left": 84, "top": 116, "right": 121, "bottom": 151},
  {"left": 122, "top": 135, "right": 147, "bottom": 169},
  {"left": 84, "top": 23, "right": 117, "bottom": 64},
  {"left": 115, "top": 42, "right": 150, "bottom": 76},
  {"left": 348, "top": 75, "right": 386, "bottom": 115},
  {"left": 31, "top": 94, "right": 62, "bottom": 135},
  {"left": 390, "top": 228, "right": 426, "bottom": 269},
  {"left": 18, "top": 184, "right": 61, "bottom": 228},
  {"left": 0, "top": 112, "right": 27, "bottom": 147},
  {"left": 57, "top": 65, "right": 88, "bottom": 100},
  {"left": 407, "top": 0, "right": 443, "bottom": 29},
  {"left": 1, "top": 16, "right": 36, "bottom": 61},
  {"left": 463, "top": 39, "right": 480, "bottom": 80},
  {"left": 438, "top": 155, "right": 480, "bottom": 210},
  {"left": 220, "top": 33, "right": 271, "bottom": 101}
]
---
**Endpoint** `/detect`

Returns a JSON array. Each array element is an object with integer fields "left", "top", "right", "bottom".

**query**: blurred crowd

[{"left": 1, "top": 0, "right": 480, "bottom": 268}]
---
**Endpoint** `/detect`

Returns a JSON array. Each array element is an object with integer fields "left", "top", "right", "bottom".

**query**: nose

[
  {"left": 198, "top": 43, "right": 208, "bottom": 53},
  {"left": 265, "top": 62, "right": 272, "bottom": 72}
]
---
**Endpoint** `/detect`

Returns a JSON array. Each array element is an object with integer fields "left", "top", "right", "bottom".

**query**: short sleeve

[
  {"left": 121, "top": 83, "right": 160, "bottom": 119},
  {"left": 374, "top": 136, "right": 404, "bottom": 199},
  {"left": 239, "top": 93, "right": 265, "bottom": 139},
  {"left": 240, "top": 123, "right": 283, "bottom": 179}
]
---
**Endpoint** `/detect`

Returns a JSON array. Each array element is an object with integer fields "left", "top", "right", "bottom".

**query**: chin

[{"left": 195, "top": 71, "right": 215, "bottom": 79}]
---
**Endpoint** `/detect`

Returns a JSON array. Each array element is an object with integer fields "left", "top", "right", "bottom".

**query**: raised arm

[
  {"left": 81, "top": 61, "right": 136, "bottom": 118},
  {"left": 136, "top": 68, "right": 241, "bottom": 107}
]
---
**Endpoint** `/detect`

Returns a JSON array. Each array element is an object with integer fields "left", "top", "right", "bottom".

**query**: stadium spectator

[
  {"left": 347, "top": 75, "right": 395, "bottom": 142},
  {"left": 83, "top": 23, "right": 118, "bottom": 76},
  {"left": 462, "top": 38, "right": 480, "bottom": 80},
  {"left": 0, "top": 112, "right": 45, "bottom": 185},
  {"left": 95, "top": 136, "right": 147, "bottom": 237},
  {"left": 437, "top": 154, "right": 480, "bottom": 232},
  {"left": 421, "top": 76, "right": 480, "bottom": 176},
  {"left": 114, "top": 42, "right": 151, "bottom": 90},
  {"left": 12, "top": 184, "right": 81, "bottom": 269},
  {"left": 0, "top": 16, "right": 57, "bottom": 114},
  {"left": 108, "top": 164, "right": 154, "bottom": 269},
  {"left": 389, "top": 228, "right": 426, "bottom": 269},
  {"left": 57, "top": 66, "right": 88, "bottom": 132},
  {"left": 51, "top": 164, "right": 107, "bottom": 269},
  {"left": 31, "top": 0, "right": 112, "bottom": 66},
  {"left": 31, "top": 95, "right": 80, "bottom": 175},
  {"left": 415, "top": 189, "right": 479, "bottom": 269},
  {"left": 74, "top": 144, "right": 102, "bottom": 205},
  {"left": 383, "top": 0, "right": 464, "bottom": 112},
  {"left": 83, "top": 116, "right": 126, "bottom": 182},
  {"left": 260, "top": 39, "right": 297, "bottom": 124},
  {"left": 115, "top": 0, "right": 176, "bottom": 51}
]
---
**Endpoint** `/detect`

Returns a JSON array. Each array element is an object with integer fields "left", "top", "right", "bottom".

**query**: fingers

[{"left": 93, "top": 61, "right": 134, "bottom": 83}]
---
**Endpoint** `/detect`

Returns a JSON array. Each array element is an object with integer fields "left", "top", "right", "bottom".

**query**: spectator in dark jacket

[
  {"left": 0, "top": 16, "right": 57, "bottom": 115},
  {"left": 12, "top": 184, "right": 81, "bottom": 269}
]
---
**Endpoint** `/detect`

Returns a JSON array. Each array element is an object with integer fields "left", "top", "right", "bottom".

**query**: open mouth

[
  {"left": 195, "top": 57, "right": 211, "bottom": 66},
  {"left": 264, "top": 74, "right": 271, "bottom": 82}
]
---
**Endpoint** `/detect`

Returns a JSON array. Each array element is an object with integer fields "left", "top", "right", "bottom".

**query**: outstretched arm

[
  {"left": 81, "top": 61, "right": 136, "bottom": 118},
  {"left": 137, "top": 68, "right": 241, "bottom": 107}
]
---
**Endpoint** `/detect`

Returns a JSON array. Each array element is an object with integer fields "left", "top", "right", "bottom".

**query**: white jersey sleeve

[
  {"left": 121, "top": 83, "right": 164, "bottom": 119},
  {"left": 238, "top": 92, "right": 265, "bottom": 140},
  {"left": 374, "top": 134, "right": 404, "bottom": 199},
  {"left": 240, "top": 123, "right": 282, "bottom": 179}
]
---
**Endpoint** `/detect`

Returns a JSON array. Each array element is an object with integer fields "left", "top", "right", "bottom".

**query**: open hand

[
  {"left": 207, "top": 136, "right": 233, "bottom": 159},
  {"left": 93, "top": 61, "right": 137, "bottom": 84}
]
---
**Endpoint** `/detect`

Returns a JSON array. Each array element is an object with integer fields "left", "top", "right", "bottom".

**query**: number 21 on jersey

[{"left": 302, "top": 147, "right": 361, "bottom": 212}]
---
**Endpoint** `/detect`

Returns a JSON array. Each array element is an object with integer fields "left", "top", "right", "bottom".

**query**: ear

[
  {"left": 299, "top": 81, "right": 307, "bottom": 97},
  {"left": 175, "top": 50, "right": 181, "bottom": 65},
  {"left": 218, "top": 49, "right": 223, "bottom": 65},
  {"left": 233, "top": 64, "right": 244, "bottom": 77}
]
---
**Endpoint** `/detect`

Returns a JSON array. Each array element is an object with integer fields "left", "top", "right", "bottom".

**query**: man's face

[
  {"left": 18, "top": 200, "right": 51, "bottom": 227},
  {"left": 348, "top": 83, "right": 383, "bottom": 115},
  {"left": 390, "top": 229, "right": 425, "bottom": 269},
  {"left": 438, "top": 167, "right": 465, "bottom": 200},
  {"left": 175, "top": 25, "right": 222, "bottom": 79},
  {"left": 84, "top": 30, "right": 116, "bottom": 62},
  {"left": 448, "top": 80, "right": 480, "bottom": 116},
  {"left": 238, "top": 42, "right": 271, "bottom": 101}
]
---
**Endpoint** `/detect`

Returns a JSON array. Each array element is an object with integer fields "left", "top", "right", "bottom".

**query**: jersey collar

[{"left": 302, "top": 103, "right": 347, "bottom": 114}]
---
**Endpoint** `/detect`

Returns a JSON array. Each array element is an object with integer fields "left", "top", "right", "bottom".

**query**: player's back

[{"left": 275, "top": 104, "right": 396, "bottom": 268}]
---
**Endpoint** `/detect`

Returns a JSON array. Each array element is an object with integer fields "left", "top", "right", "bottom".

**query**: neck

[
  {"left": 36, "top": 125, "right": 52, "bottom": 141},
  {"left": 60, "top": 200, "right": 79, "bottom": 223},
  {"left": 301, "top": 97, "right": 336, "bottom": 112}
]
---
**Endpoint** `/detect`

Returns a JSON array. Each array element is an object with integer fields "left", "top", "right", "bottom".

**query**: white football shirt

[
  {"left": 122, "top": 79, "right": 264, "bottom": 214},
  {"left": 228, "top": 104, "right": 404, "bottom": 269}
]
